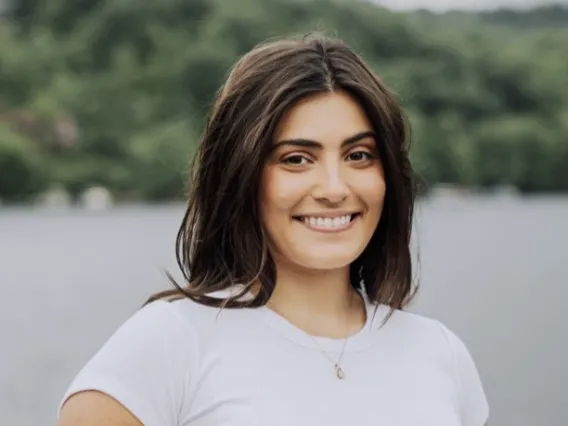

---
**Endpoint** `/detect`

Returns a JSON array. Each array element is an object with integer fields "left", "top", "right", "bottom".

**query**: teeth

[{"left": 302, "top": 215, "right": 352, "bottom": 229}]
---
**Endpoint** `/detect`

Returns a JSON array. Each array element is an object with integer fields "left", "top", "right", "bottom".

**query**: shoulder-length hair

[{"left": 148, "top": 34, "right": 417, "bottom": 313}]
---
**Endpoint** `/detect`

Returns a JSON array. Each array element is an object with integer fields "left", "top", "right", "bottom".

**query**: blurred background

[{"left": 0, "top": 0, "right": 567, "bottom": 425}]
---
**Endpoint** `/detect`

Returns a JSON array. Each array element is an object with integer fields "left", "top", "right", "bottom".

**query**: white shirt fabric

[{"left": 59, "top": 288, "right": 489, "bottom": 426}]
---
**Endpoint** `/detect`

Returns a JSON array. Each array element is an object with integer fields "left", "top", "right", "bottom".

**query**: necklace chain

[
  {"left": 267, "top": 292, "right": 356, "bottom": 380},
  {"left": 306, "top": 329, "right": 349, "bottom": 379}
]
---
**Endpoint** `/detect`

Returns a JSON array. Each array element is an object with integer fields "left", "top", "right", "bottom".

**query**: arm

[{"left": 58, "top": 391, "right": 143, "bottom": 426}]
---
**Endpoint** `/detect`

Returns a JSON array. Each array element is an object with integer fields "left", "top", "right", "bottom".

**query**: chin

[{"left": 292, "top": 249, "right": 362, "bottom": 272}]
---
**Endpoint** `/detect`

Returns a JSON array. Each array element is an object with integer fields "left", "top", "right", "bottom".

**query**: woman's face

[{"left": 260, "top": 91, "right": 385, "bottom": 271}]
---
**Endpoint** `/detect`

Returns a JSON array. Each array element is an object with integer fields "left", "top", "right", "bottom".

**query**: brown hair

[{"left": 148, "top": 33, "right": 417, "bottom": 314}]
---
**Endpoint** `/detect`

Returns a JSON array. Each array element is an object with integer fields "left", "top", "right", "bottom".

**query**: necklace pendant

[{"left": 335, "top": 365, "right": 345, "bottom": 380}]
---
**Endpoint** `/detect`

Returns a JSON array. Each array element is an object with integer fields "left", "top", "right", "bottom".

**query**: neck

[
  {"left": 270, "top": 266, "right": 354, "bottom": 313},
  {"left": 264, "top": 262, "right": 366, "bottom": 338}
]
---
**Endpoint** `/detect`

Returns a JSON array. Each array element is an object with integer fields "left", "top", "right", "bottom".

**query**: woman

[{"left": 57, "top": 34, "right": 489, "bottom": 426}]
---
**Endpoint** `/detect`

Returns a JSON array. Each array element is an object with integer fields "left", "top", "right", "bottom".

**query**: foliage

[
  {"left": 0, "top": 124, "right": 47, "bottom": 201},
  {"left": 0, "top": 0, "right": 567, "bottom": 201}
]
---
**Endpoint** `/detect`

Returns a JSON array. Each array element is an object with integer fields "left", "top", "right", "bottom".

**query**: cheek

[
  {"left": 353, "top": 168, "right": 386, "bottom": 208},
  {"left": 261, "top": 169, "right": 307, "bottom": 215}
]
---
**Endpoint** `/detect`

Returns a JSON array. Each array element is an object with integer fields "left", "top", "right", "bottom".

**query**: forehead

[{"left": 273, "top": 91, "right": 373, "bottom": 144}]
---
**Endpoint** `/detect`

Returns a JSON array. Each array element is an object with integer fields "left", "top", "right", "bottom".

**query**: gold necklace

[
  {"left": 306, "top": 328, "right": 349, "bottom": 379},
  {"left": 267, "top": 294, "right": 355, "bottom": 380}
]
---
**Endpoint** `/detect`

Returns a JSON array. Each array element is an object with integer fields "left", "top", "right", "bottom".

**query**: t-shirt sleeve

[
  {"left": 439, "top": 322, "right": 490, "bottom": 426},
  {"left": 58, "top": 301, "right": 198, "bottom": 426}
]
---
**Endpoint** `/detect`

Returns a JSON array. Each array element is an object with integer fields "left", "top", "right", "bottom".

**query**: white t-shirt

[{"left": 59, "top": 289, "right": 489, "bottom": 426}]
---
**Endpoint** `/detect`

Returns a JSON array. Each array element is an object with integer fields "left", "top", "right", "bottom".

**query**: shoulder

[
  {"left": 166, "top": 286, "right": 254, "bottom": 327},
  {"left": 375, "top": 307, "right": 475, "bottom": 374},
  {"left": 377, "top": 307, "right": 490, "bottom": 426},
  {"left": 384, "top": 308, "right": 476, "bottom": 365},
  {"left": 128, "top": 285, "right": 252, "bottom": 332},
  {"left": 371, "top": 305, "right": 452, "bottom": 349},
  {"left": 58, "top": 299, "right": 206, "bottom": 426},
  {"left": 101, "top": 298, "right": 204, "bottom": 350}
]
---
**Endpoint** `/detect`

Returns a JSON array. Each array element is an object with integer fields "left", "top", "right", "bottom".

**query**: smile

[{"left": 293, "top": 213, "right": 361, "bottom": 232}]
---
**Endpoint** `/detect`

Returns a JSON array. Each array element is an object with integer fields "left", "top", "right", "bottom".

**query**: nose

[{"left": 311, "top": 162, "right": 349, "bottom": 204}]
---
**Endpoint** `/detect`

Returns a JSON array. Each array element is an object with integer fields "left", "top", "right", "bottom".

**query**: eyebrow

[{"left": 273, "top": 130, "right": 376, "bottom": 150}]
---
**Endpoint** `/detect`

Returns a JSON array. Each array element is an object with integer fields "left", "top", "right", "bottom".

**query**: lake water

[{"left": 1, "top": 196, "right": 566, "bottom": 426}]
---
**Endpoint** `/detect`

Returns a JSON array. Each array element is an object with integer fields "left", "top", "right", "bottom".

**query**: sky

[{"left": 372, "top": 0, "right": 567, "bottom": 12}]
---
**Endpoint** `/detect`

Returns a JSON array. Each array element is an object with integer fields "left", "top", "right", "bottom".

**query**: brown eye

[
  {"left": 282, "top": 155, "right": 311, "bottom": 165},
  {"left": 347, "top": 151, "right": 373, "bottom": 162}
]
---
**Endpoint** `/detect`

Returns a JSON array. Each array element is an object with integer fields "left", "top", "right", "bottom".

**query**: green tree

[{"left": 1, "top": 0, "right": 567, "bottom": 201}]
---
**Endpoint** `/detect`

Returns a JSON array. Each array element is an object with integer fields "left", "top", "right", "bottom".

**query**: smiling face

[{"left": 260, "top": 91, "right": 386, "bottom": 272}]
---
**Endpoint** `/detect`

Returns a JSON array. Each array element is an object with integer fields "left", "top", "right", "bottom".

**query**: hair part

[{"left": 147, "top": 33, "right": 418, "bottom": 319}]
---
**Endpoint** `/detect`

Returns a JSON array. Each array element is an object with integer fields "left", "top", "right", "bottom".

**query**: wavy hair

[{"left": 148, "top": 34, "right": 417, "bottom": 313}]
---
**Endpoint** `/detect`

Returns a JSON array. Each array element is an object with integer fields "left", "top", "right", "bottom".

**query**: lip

[{"left": 292, "top": 212, "right": 362, "bottom": 233}]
